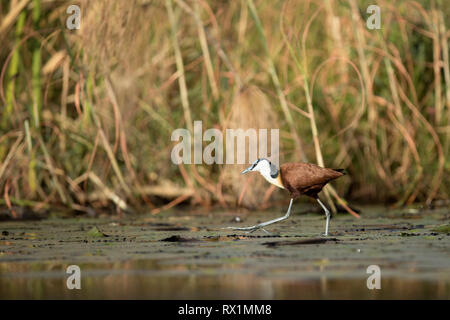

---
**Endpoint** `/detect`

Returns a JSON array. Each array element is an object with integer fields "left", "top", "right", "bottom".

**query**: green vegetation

[
  {"left": 0, "top": 0, "right": 449, "bottom": 215},
  {"left": 432, "top": 224, "right": 450, "bottom": 233}
]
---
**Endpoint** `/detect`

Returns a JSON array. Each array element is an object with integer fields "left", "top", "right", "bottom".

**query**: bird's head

[{"left": 241, "top": 158, "right": 278, "bottom": 178}]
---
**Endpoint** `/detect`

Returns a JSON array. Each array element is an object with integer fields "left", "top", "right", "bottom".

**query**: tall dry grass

[{"left": 0, "top": 0, "right": 449, "bottom": 216}]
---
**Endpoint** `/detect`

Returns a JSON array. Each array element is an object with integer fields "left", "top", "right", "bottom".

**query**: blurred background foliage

[{"left": 0, "top": 0, "right": 449, "bottom": 216}]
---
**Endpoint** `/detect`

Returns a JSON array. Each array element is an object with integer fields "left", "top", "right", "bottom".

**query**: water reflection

[{"left": 0, "top": 260, "right": 448, "bottom": 299}]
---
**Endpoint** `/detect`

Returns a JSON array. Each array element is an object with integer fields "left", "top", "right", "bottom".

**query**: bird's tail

[{"left": 333, "top": 168, "right": 346, "bottom": 175}]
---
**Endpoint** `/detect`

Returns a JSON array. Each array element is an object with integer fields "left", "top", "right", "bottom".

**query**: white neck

[{"left": 258, "top": 168, "right": 284, "bottom": 189}]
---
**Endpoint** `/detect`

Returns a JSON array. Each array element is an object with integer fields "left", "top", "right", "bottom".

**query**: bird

[{"left": 225, "top": 158, "right": 345, "bottom": 236}]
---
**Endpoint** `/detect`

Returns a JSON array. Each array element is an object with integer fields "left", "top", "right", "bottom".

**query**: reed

[{"left": 0, "top": 0, "right": 448, "bottom": 215}]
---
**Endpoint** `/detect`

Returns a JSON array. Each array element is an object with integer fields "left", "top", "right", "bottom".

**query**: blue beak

[{"left": 241, "top": 167, "right": 251, "bottom": 174}]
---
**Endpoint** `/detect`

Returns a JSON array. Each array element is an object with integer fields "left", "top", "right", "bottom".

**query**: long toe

[
  {"left": 261, "top": 228, "right": 273, "bottom": 235},
  {"left": 224, "top": 225, "right": 261, "bottom": 232}
]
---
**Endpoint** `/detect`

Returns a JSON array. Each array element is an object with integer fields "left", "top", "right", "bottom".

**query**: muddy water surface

[{"left": 0, "top": 206, "right": 449, "bottom": 299}]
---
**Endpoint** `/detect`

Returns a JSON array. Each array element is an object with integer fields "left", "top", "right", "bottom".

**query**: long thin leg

[
  {"left": 316, "top": 198, "right": 331, "bottom": 236},
  {"left": 223, "top": 198, "right": 294, "bottom": 233}
]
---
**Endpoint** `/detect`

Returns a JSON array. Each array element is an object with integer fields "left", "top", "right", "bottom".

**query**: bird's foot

[
  {"left": 222, "top": 207, "right": 291, "bottom": 235},
  {"left": 222, "top": 223, "right": 272, "bottom": 235},
  {"left": 259, "top": 228, "right": 273, "bottom": 235},
  {"left": 321, "top": 232, "right": 329, "bottom": 237}
]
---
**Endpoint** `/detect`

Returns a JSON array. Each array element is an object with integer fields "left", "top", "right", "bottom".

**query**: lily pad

[
  {"left": 263, "top": 238, "right": 339, "bottom": 247},
  {"left": 431, "top": 224, "right": 450, "bottom": 233},
  {"left": 160, "top": 235, "right": 200, "bottom": 242},
  {"left": 87, "top": 226, "right": 109, "bottom": 238}
]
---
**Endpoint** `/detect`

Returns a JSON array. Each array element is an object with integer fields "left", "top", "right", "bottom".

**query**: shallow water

[{"left": 0, "top": 206, "right": 449, "bottom": 299}]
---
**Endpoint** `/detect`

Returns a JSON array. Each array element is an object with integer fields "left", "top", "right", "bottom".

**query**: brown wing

[{"left": 279, "top": 162, "right": 344, "bottom": 198}]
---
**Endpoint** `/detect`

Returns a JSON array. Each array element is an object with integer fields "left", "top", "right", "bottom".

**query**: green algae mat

[{"left": 0, "top": 206, "right": 449, "bottom": 299}]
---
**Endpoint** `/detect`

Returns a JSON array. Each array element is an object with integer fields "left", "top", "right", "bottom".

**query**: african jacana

[{"left": 226, "top": 158, "right": 345, "bottom": 236}]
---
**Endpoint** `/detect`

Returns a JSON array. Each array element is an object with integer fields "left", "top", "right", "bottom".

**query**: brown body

[{"left": 279, "top": 162, "right": 344, "bottom": 199}]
